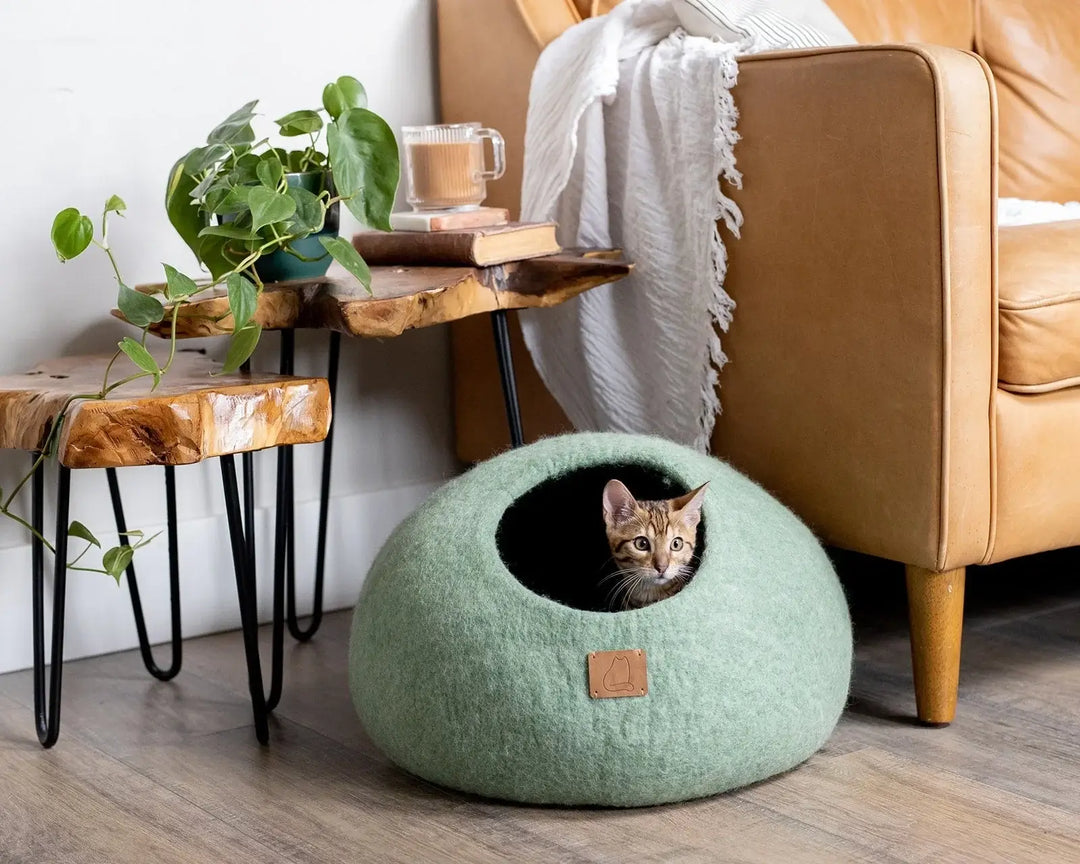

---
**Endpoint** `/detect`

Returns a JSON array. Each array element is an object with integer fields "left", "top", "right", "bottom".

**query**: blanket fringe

[{"left": 695, "top": 50, "right": 744, "bottom": 453}]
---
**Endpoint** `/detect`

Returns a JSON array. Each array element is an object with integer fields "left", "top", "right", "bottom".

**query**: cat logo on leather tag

[{"left": 588, "top": 650, "right": 648, "bottom": 699}]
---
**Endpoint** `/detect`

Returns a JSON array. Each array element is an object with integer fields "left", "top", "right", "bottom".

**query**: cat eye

[
  {"left": 633, "top": 536, "right": 650, "bottom": 551},
  {"left": 671, "top": 537, "right": 684, "bottom": 551}
]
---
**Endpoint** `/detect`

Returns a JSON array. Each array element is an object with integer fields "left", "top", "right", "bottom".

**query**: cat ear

[
  {"left": 673, "top": 482, "right": 709, "bottom": 522},
  {"left": 603, "top": 479, "right": 637, "bottom": 525}
]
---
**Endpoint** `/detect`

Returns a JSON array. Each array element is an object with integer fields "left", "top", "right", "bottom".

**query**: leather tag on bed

[{"left": 587, "top": 650, "right": 648, "bottom": 699}]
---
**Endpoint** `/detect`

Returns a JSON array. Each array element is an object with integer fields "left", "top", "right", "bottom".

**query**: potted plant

[
  {"left": 5, "top": 74, "right": 399, "bottom": 578},
  {"left": 167, "top": 74, "right": 398, "bottom": 291}
]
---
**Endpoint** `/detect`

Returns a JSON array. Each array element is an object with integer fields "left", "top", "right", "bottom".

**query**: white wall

[{"left": 0, "top": 0, "right": 458, "bottom": 673}]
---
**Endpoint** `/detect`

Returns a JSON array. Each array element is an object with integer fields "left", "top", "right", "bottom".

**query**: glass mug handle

[{"left": 476, "top": 128, "right": 505, "bottom": 182}]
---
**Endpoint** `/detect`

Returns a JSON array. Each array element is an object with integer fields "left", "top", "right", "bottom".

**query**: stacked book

[{"left": 353, "top": 207, "right": 560, "bottom": 267}]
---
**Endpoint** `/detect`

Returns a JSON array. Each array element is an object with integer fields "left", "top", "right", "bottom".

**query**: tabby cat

[{"left": 601, "top": 479, "right": 709, "bottom": 610}]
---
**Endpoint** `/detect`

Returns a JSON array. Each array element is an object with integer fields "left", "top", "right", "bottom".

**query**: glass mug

[{"left": 402, "top": 123, "right": 506, "bottom": 211}]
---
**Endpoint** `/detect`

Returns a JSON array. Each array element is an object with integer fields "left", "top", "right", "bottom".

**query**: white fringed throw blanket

[{"left": 520, "top": 0, "right": 853, "bottom": 450}]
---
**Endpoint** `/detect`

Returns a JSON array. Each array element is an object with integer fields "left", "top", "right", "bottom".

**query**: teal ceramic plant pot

[{"left": 255, "top": 172, "right": 340, "bottom": 283}]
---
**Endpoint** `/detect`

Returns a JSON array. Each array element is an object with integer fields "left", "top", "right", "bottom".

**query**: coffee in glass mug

[{"left": 403, "top": 123, "right": 506, "bottom": 211}]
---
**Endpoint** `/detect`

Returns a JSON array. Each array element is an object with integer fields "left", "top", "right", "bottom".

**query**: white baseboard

[{"left": 0, "top": 481, "right": 441, "bottom": 675}]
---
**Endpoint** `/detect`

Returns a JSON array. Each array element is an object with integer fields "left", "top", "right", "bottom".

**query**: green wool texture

[{"left": 349, "top": 433, "right": 852, "bottom": 807}]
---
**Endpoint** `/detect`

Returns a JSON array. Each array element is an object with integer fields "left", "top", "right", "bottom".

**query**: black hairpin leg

[
  {"left": 275, "top": 329, "right": 339, "bottom": 643},
  {"left": 107, "top": 466, "right": 182, "bottom": 681},
  {"left": 31, "top": 457, "right": 70, "bottom": 748},
  {"left": 490, "top": 309, "right": 524, "bottom": 448},
  {"left": 220, "top": 453, "right": 284, "bottom": 744}
]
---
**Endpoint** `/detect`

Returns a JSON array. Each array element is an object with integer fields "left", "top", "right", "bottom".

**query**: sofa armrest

[{"left": 714, "top": 44, "right": 998, "bottom": 571}]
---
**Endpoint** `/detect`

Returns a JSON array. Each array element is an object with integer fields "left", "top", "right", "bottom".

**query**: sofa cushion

[
  {"left": 998, "top": 220, "right": 1080, "bottom": 393},
  {"left": 976, "top": 0, "right": 1080, "bottom": 201},
  {"left": 826, "top": 0, "right": 973, "bottom": 47}
]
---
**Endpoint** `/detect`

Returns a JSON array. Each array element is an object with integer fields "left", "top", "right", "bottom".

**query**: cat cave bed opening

[
  {"left": 496, "top": 460, "right": 707, "bottom": 612},
  {"left": 349, "top": 433, "right": 852, "bottom": 807}
]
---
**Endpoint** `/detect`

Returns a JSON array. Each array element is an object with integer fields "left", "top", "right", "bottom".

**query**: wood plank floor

[{"left": 1, "top": 548, "right": 1078, "bottom": 863}]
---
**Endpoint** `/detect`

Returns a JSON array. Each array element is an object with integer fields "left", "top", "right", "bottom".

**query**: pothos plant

[
  {"left": 166, "top": 74, "right": 398, "bottom": 298},
  {"left": 1, "top": 75, "right": 399, "bottom": 582}
]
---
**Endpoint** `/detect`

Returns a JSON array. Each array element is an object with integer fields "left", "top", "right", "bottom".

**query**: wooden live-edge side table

[
  {"left": 0, "top": 351, "right": 330, "bottom": 746},
  {"left": 124, "top": 247, "right": 631, "bottom": 739}
]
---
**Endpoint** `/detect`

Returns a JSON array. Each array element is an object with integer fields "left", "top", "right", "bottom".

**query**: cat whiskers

[
  {"left": 598, "top": 566, "right": 640, "bottom": 585},
  {"left": 671, "top": 562, "right": 695, "bottom": 581},
  {"left": 603, "top": 571, "right": 638, "bottom": 609},
  {"left": 604, "top": 568, "right": 650, "bottom": 611}
]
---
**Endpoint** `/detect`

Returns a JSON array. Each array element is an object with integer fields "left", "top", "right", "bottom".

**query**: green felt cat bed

[{"left": 348, "top": 432, "right": 852, "bottom": 807}]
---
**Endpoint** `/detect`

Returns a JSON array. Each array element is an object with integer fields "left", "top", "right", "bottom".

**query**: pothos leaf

[
  {"left": 257, "top": 155, "right": 283, "bottom": 190},
  {"left": 68, "top": 521, "right": 101, "bottom": 548},
  {"left": 167, "top": 153, "right": 207, "bottom": 261},
  {"left": 207, "top": 100, "right": 258, "bottom": 147},
  {"left": 322, "top": 84, "right": 346, "bottom": 120},
  {"left": 117, "top": 283, "right": 165, "bottom": 328},
  {"left": 229, "top": 153, "right": 262, "bottom": 186},
  {"left": 51, "top": 208, "right": 94, "bottom": 261},
  {"left": 318, "top": 235, "right": 371, "bottom": 292},
  {"left": 102, "top": 545, "right": 135, "bottom": 584},
  {"left": 220, "top": 323, "right": 262, "bottom": 373},
  {"left": 117, "top": 336, "right": 161, "bottom": 387},
  {"left": 335, "top": 76, "right": 366, "bottom": 109},
  {"left": 184, "top": 143, "right": 230, "bottom": 176},
  {"left": 326, "top": 108, "right": 399, "bottom": 231},
  {"left": 226, "top": 272, "right": 257, "bottom": 331},
  {"left": 196, "top": 234, "right": 244, "bottom": 281},
  {"left": 213, "top": 184, "right": 254, "bottom": 217},
  {"left": 248, "top": 187, "right": 296, "bottom": 232},
  {"left": 163, "top": 263, "right": 200, "bottom": 300},
  {"left": 104, "top": 194, "right": 127, "bottom": 216},
  {"left": 275, "top": 109, "right": 323, "bottom": 137},
  {"left": 286, "top": 185, "right": 324, "bottom": 234},
  {"left": 322, "top": 76, "right": 367, "bottom": 119},
  {"left": 197, "top": 224, "right": 258, "bottom": 242},
  {"left": 189, "top": 168, "right": 223, "bottom": 202}
]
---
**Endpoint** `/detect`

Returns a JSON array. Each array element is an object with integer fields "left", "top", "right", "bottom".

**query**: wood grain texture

[
  {"left": 3, "top": 551, "right": 1080, "bottom": 863},
  {"left": 738, "top": 747, "right": 1080, "bottom": 862},
  {"left": 906, "top": 566, "right": 966, "bottom": 725},
  {"left": 0, "top": 350, "right": 331, "bottom": 468},
  {"left": 127, "top": 249, "right": 631, "bottom": 340},
  {"left": 0, "top": 694, "right": 281, "bottom": 864}
]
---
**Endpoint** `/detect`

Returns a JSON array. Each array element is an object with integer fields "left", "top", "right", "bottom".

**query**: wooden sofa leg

[{"left": 905, "top": 565, "right": 965, "bottom": 726}]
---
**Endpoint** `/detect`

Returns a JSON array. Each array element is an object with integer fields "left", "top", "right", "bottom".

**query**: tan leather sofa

[{"left": 436, "top": 0, "right": 1080, "bottom": 725}]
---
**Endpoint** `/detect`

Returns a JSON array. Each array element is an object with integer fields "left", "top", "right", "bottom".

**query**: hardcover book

[{"left": 352, "top": 222, "right": 560, "bottom": 267}]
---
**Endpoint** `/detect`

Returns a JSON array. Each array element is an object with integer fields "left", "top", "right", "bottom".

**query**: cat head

[{"left": 601, "top": 479, "right": 708, "bottom": 609}]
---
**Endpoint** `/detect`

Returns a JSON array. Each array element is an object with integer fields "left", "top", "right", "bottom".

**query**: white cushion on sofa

[{"left": 672, "top": 0, "right": 855, "bottom": 48}]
